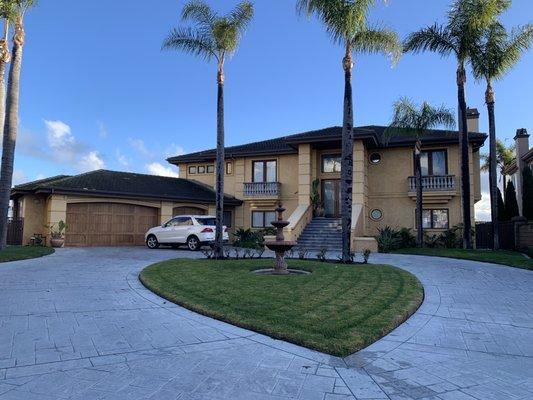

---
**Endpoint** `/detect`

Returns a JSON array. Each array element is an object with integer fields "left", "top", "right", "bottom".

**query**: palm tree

[
  {"left": 0, "top": 1, "right": 14, "bottom": 136},
  {"left": 386, "top": 98, "right": 455, "bottom": 247},
  {"left": 471, "top": 21, "right": 533, "bottom": 249},
  {"left": 481, "top": 139, "right": 515, "bottom": 190},
  {"left": 404, "top": 0, "right": 509, "bottom": 249},
  {"left": 163, "top": 0, "right": 253, "bottom": 259},
  {"left": 297, "top": 0, "right": 401, "bottom": 262},
  {"left": 0, "top": 0, "right": 36, "bottom": 250}
]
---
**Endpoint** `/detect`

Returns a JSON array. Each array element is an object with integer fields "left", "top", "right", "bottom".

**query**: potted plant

[
  {"left": 47, "top": 220, "right": 67, "bottom": 248},
  {"left": 310, "top": 179, "right": 324, "bottom": 217}
]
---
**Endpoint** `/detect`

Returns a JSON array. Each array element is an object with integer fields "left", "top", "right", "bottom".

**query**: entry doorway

[{"left": 322, "top": 180, "right": 341, "bottom": 218}]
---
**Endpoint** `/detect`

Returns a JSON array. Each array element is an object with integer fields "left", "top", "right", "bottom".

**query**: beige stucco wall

[{"left": 20, "top": 194, "right": 47, "bottom": 245}]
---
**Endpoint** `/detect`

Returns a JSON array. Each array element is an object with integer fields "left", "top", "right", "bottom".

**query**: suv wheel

[
  {"left": 146, "top": 235, "right": 159, "bottom": 249},
  {"left": 187, "top": 236, "right": 200, "bottom": 251}
]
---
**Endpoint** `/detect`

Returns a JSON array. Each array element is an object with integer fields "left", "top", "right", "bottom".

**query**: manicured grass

[
  {"left": 140, "top": 259, "right": 423, "bottom": 357},
  {"left": 394, "top": 248, "right": 533, "bottom": 270},
  {"left": 0, "top": 246, "right": 55, "bottom": 263}
]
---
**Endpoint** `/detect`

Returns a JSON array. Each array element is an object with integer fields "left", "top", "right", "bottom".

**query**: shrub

[
  {"left": 376, "top": 226, "right": 402, "bottom": 253},
  {"left": 316, "top": 247, "right": 328, "bottom": 262},
  {"left": 398, "top": 228, "right": 416, "bottom": 248},
  {"left": 424, "top": 233, "right": 440, "bottom": 248},
  {"left": 297, "top": 247, "right": 308, "bottom": 260}
]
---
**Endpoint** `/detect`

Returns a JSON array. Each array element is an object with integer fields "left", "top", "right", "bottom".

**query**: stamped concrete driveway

[{"left": 0, "top": 248, "right": 531, "bottom": 400}]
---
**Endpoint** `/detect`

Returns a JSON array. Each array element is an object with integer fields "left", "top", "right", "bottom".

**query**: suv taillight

[{"left": 201, "top": 228, "right": 214, "bottom": 233}]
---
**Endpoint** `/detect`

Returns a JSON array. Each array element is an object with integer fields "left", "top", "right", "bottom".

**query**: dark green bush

[
  {"left": 376, "top": 226, "right": 402, "bottom": 253},
  {"left": 232, "top": 228, "right": 275, "bottom": 249}
]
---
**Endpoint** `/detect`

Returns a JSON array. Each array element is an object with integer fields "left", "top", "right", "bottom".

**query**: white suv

[{"left": 145, "top": 215, "right": 229, "bottom": 251}]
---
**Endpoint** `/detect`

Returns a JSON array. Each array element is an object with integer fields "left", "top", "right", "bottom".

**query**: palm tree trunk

[
  {"left": 341, "top": 45, "right": 354, "bottom": 262},
  {"left": 486, "top": 82, "right": 499, "bottom": 250},
  {"left": 214, "top": 63, "right": 225, "bottom": 259},
  {"left": 0, "top": 20, "right": 23, "bottom": 250},
  {"left": 414, "top": 140, "right": 424, "bottom": 247},
  {"left": 457, "top": 64, "right": 472, "bottom": 249},
  {"left": 0, "top": 21, "right": 10, "bottom": 150}
]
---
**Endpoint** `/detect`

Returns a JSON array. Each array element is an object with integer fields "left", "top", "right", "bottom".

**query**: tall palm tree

[
  {"left": 0, "top": 1, "right": 14, "bottom": 137},
  {"left": 386, "top": 98, "right": 455, "bottom": 247},
  {"left": 404, "top": 0, "right": 509, "bottom": 249},
  {"left": 297, "top": 0, "right": 401, "bottom": 262},
  {"left": 471, "top": 21, "right": 533, "bottom": 249},
  {"left": 163, "top": 0, "right": 253, "bottom": 258},
  {"left": 0, "top": 0, "right": 36, "bottom": 250}
]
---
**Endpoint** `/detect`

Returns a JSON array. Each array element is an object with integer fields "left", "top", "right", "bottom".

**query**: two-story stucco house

[
  {"left": 10, "top": 111, "right": 486, "bottom": 249},
  {"left": 167, "top": 112, "right": 486, "bottom": 251}
]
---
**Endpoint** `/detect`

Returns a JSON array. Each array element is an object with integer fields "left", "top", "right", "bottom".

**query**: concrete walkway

[{"left": 0, "top": 248, "right": 531, "bottom": 399}]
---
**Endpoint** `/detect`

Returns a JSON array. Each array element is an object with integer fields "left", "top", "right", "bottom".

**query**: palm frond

[
  {"left": 471, "top": 22, "right": 533, "bottom": 82},
  {"left": 182, "top": 0, "right": 216, "bottom": 28},
  {"left": 228, "top": 1, "right": 254, "bottom": 33},
  {"left": 162, "top": 27, "right": 216, "bottom": 61},
  {"left": 0, "top": 1, "right": 17, "bottom": 21},
  {"left": 449, "top": 0, "right": 510, "bottom": 32},
  {"left": 404, "top": 23, "right": 457, "bottom": 57},
  {"left": 352, "top": 27, "right": 401, "bottom": 64},
  {"left": 385, "top": 98, "right": 456, "bottom": 142}
]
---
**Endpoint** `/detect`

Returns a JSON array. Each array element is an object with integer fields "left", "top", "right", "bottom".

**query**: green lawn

[
  {"left": 394, "top": 248, "right": 533, "bottom": 270},
  {"left": 140, "top": 259, "right": 423, "bottom": 357},
  {"left": 0, "top": 246, "right": 55, "bottom": 263}
]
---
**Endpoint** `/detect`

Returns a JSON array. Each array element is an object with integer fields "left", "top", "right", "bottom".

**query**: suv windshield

[{"left": 195, "top": 217, "right": 217, "bottom": 226}]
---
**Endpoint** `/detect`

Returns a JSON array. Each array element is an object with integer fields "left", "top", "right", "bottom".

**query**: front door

[{"left": 322, "top": 180, "right": 341, "bottom": 218}]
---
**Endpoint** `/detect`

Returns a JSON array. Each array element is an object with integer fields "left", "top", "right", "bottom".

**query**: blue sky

[{"left": 11, "top": 0, "right": 533, "bottom": 219}]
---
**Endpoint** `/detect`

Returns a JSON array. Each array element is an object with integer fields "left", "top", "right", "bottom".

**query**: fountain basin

[{"left": 265, "top": 240, "right": 297, "bottom": 253}]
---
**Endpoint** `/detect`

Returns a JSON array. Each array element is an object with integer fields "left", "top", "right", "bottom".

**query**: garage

[{"left": 66, "top": 203, "right": 159, "bottom": 247}]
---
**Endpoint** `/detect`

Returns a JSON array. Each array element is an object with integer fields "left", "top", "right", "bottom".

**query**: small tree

[
  {"left": 522, "top": 166, "right": 533, "bottom": 220},
  {"left": 504, "top": 180, "right": 519, "bottom": 220}
]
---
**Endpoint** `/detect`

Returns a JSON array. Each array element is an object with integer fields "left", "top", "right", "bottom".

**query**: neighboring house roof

[
  {"left": 168, "top": 125, "right": 487, "bottom": 164},
  {"left": 11, "top": 170, "right": 242, "bottom": 206}
]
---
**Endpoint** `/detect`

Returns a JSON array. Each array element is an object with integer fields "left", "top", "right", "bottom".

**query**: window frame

[
  {"left": 206, "top": 165, "right": 214, "bottom": 174},
  {"left": 188, "top": 166, "right": 197, "bottom": 175},
  {"left": 418, "top": 149, "right": 448, "bottom": 176},
  {"left": 251, "top": 210, "right": 276, "bottom": 228},
  {"left": 252, "top": 160, "right": 278, "bottom": 183},
  {"left": 226, "top": 162, "right": 233, "bottom": 175},
  {"left": 321, "top": 154, "right": 342, "bottom": 173},
  {"left": 197, "top": 165, "right": 206, "bottom": 174},
  {"left": 417, "top": 209, "right": 449, "bottom": 230}
]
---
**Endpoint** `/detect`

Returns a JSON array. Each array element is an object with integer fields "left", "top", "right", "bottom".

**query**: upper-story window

[
  {"left": 188, "top": 166, "right": 197, "bottom": 175},
  {"left": 420, "top": 150, "right": 447, "bottom": 176},
  {"left": 226, "top": 162, "right": 233, "bottom": 175},
  {"left": 253, "top": 160, "right": 277, "bottom": 182},
  {"left": 322, "top": 154, "right": 341, "bottom": 173}
]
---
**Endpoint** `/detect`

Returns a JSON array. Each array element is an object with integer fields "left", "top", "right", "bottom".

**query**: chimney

[
  {"left": 466, "top": 108, "right": 480, "bottom": 132},
  {"left": 514, "top": 128, "right": 530, "bottom": 216}
]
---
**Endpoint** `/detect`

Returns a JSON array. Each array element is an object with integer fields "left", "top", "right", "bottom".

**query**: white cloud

[
  {"left": 128, "top": 138, "right": 152, "bottom": 158},
  {"left": 146, "top": 162, "right": 179, "bottom": 178},
  {"left": 12, "top": 170, "right": 27, "bottom": 185},
  {"left": 77, "top": 151, "right": 105, "bottom": 173},
  {"left": 165, "top": 143, "right": 186, "bottom": 158},
  {"left": 115, "top": 149, "right": 130, "bottom": 169},
  {"left": 45, "top": 120, "right": 75, "bottom": 150},
  {"left": 475, "top": 191, "right": 491, "bottom": 222}
]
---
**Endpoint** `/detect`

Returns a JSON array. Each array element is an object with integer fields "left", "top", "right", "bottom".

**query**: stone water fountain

[{"left": 255, "top": 202, "right": 308, "bottom": 275}]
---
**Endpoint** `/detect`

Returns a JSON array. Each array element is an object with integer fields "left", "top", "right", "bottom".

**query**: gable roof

[
  {"left": 168, "top": 125, "right": 487, "bottom": 164},
  {"left": 11, "top": 170, "right": 242, "bottom": 205}
]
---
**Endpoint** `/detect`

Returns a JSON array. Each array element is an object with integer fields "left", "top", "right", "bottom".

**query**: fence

[
  {"left": 6, "top": 218, "right": 23, "bottom": 246},
  {"left": 476, "top": 219, "right": 533, "bottom": 252}
]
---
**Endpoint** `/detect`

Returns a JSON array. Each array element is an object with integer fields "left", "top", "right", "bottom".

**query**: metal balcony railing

[
  {"left": 243, "top": 182, "right": 281, "bottom": 197},
  {"left": 408, "top": 175, "right": 455, "bottom": 191}
]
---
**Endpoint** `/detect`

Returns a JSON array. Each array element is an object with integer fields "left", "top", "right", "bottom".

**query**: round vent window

[
  {"left": 370, "top": 209, "right": 383, "bottom": 221},
  {"left": 369, "top": 153, "right": 382, "bottom": 164}
]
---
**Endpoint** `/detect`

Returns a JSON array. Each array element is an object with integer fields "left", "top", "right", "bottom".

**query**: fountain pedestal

[{"left": 264, "top": 203, "right": 296, "bottom": 275}]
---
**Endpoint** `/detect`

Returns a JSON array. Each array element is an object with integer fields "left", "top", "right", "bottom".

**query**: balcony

[
  {"left": 243, "top": 182, "right": 281, "bottom": 199},
  {"left": 408, "top": 175, "right": 456, "bottom": 204},
  {"left": 408, "top": 175, "right": 455, "bottom": 191}
]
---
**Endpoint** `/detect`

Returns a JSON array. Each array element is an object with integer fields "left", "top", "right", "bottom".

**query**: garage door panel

[{"left": 66, "top": 202, "right": 159, "bottom": 247}]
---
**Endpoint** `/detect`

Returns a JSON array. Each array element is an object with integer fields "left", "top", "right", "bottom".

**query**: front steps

[{"left": 296, "top": 218, "right": 342, "bottom": 251}]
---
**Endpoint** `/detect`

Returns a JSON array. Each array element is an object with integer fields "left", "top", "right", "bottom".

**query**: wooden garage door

[
  {"left": 173, "top": 206, "right": 207, "bottom": 216},
  {"left": 66, "top": 203, "right": 159, "bottom": 247}
]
